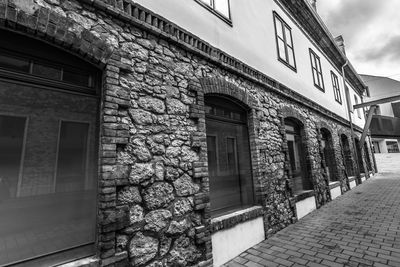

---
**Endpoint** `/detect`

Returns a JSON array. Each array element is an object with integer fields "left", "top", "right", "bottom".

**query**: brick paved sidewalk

[{"left": 224, "top": 173, "right": 400, "bottom": 267}]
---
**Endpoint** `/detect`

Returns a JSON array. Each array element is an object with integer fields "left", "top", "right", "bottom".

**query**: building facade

[
  {"left": 361, "top": 74, "right": 400, "bottom": 154},
  {"left": 0, "top": 0, "right": 376, "bottom": 266}
]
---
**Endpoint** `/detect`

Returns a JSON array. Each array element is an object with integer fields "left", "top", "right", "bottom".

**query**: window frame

[
  {"left": 309, "top": 48, "right": 325, "bottom": 91},
  {"left": 331, "top": 71, "right": 342, "bottom": 104},
  {"left": 273, "top": 11, "right": 297, "bottom": 72},
  {"left": 195, "top": 0, "right": 232, "bottom": 25}
]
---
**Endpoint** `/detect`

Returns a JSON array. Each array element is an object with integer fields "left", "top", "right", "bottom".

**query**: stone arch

[
  {"left": 199, "top": 77, "right": 258, "bottom": 109},
  {"left": 0, "top": 0, "right": 115, "bottom": 67},
  {"left": 195, "top": 77, "right": 265, "bottom": 221},
  {"left": 280, "top": 106, "right": 307, "bottom": 127}
]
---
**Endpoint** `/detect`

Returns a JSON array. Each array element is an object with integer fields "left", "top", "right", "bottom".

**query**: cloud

[
  {"left": 355, "top": 35, "right": 400, "bottom": 63},
  {"left": 319, "top": 0, "right": 388, "bottom": 43}
]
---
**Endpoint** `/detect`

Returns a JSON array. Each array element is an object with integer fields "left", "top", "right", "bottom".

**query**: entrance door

[{"left": 205, "top": 96, "right": 254, "bottom": 216}]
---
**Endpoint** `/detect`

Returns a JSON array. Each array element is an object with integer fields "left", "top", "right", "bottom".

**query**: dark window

[
  {"left": 196, "top": 0, "right": 231, "bottom": 23},
  {"left": 309, "top": 49, "right": 324, "bottom": 91},
  {"left": 372, "top": 141, "right": 380, "bottom": 153},
  {"left": 0, "top": 30, "right": 97, "bottom": 93},
  {"left": 0, "top": 30, "right": 99, "bottom": 266},
  {"left": 205, "top": 96, "right": 254, "bottom": 217},
  {"left": 386, "top": 141, "right": 400, "bottom": 153},
  {"left": 331, "top": 71, "right": 342, "bottom": 104},
  {"left": 285, "top": 118, "right": 311, "bottom": 193},
  {"left": 273, "top": 12, "right": 296, "bottom": 71},
  {"left": 0, "top": 52, "right": 30, "bottom": 73}
]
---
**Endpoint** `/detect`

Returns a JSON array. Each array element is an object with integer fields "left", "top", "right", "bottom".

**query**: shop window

[
  {"left": 284, "top": 118, "right": 311, "bottom": 193},
  {"left": 205, "top": 95, "right": 254, "bottom": 217},
  {"left": 309, "top": 49, "right": 324, "bottom": 91},
  {"left": 273, "top": 12, "right": 296, "bottom": 71},
  {"left": 0, "top": 30, "right": 99, "bottom": 266}
]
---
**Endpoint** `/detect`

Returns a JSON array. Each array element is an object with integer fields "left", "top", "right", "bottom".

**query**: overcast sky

[{"left": 317, "top": 0, "right": 400, "bottom": 82}]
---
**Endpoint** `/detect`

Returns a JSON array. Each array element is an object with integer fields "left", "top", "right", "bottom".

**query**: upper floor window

[
  {"left": 196, "top": 0, "right": 231, "bottom": 24},
  {"left": 309, "top": 49, "right": 324, "bottom": 91},
  {"left": 354, "top": 95, "right": 362, "bottom": 118},
  {"left": 331, "top": 71, "right": 342, "bottom": 104},
  {"left": 273, "top": 12, "right": 296, "bottom": 71}
]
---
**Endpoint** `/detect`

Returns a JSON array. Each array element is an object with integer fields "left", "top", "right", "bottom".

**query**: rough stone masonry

[{"left": 0, "top": 0, "right": 376, "bottom": 266}]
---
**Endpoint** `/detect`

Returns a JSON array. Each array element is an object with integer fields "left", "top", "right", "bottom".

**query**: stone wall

[{"left": 0, "top": 0, "right": 376, "bottom": 266}]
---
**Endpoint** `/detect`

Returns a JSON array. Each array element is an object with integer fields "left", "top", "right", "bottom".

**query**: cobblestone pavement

[{"left": 224, "top": 172, "right": 400, "bottom": 267}]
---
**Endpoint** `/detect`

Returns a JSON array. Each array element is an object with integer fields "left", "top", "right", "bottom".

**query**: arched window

[
  {"left": 320, "top": 128, "right": 337, "bottom": 182},
  {"left": 284, "top": 118, "right": 311, "bottom": 193},
  {"left": 0, "top": 30, "right": 99, "bottom": 266},
  {"left": 340, "top": 134, "right": 354, "bottom": 177},
  {"left": 205, "top": 95, "right": 254, "bottom": 216}
]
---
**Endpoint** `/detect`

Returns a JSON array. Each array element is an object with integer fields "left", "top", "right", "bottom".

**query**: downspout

[{"left": 342, "top": 61, "right": 361, "bottom": 182}]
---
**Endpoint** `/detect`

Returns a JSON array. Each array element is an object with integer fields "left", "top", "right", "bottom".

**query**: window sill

[
  {"left": 348, "top": 176, "right": 356, "bottom": 182},
  {"left": 55, "top": 256, "right": 99, "bottom": 267},
  {"left": 278, "top": 57, "right": 297, "bottom": 72},
  {"left": 329, "top": 181, "right": 340, "bottom": 190},
  {"left": 210, "top": 206, "right": 264, "bottom": 233},
  {"left": 314, "top": 84, "right": 325, "bottom": 92},
  {"left": 292, "top": 190, "right": 315, "bottom": 202}
]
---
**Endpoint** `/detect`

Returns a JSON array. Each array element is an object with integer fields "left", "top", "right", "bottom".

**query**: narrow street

[{"left": 225, "top": 154, "right": 400, "bottom": 267}]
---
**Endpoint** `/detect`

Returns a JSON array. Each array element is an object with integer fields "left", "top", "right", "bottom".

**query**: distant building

[
  {"left": 0, "top": 0, "right": 375, "bottom": 266},
  {"left": 361, "top": 75, "right": 400, "bottom": 153}
]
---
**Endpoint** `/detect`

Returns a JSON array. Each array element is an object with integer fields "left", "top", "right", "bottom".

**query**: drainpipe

[{"left": 342, "top": 61, "right": 361, "bottom": 182}]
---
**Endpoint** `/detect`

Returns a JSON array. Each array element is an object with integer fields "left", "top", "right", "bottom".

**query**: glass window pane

[
  {"left": 226, "top": 137, "right": 237, "bottom": 174},
  {"left": 56, "top": 122, "right": 89, "bottom": 192},
  {"left": 284, "top": 26, "right": 293, "bottom": 46},
  {"left": 275, "top": 19, "right": 284, "bottom": 38},
  {"left": 287, "top": 47, "right": 295, "bottom": 66},
  {"left": 310, "top": 53, "right": 315, "bottom": 67},
  {"left": 200, "top": 0, "right": 212, "bottom": 6},
  {"left": 207, "top": 136, "right": 218, "bottom": 176},
  {"left": 0, "top": 115, "right": 26, "bottom": 199},
  {"left": 214, "top": 0, "right": 230, "bottom": 17},
  {"left": 0, "top": 53, "right": 30, "bottom": 73},
  {"left": 278, "top": 39, "right": 286, "bottom": 60},
  {"left": 32, "top": 62, "right": 61, "bottom": 80},
  {"left": 63, "top": 69, "right": 91, "bottom": 87}
]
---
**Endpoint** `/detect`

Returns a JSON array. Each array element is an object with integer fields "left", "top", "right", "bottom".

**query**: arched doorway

[
  {"left": 205, "top": 95, "right": 254, "bottom": 216},
  {"left": 320, "top": 128, "right": 337, "bottom": 182},
  {"left": 0, "top": 30, "right": 100, "bottom": 266},
  {"left": 340, "top": 134, "right": 354, "bottom": 177},
  {"left": 284, "top": 117, "right": 311, "bottom": 193}
]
